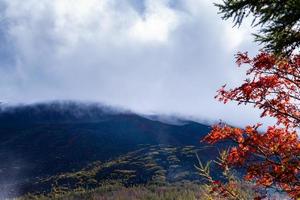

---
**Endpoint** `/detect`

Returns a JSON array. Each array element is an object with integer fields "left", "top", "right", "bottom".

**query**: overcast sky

[{"left": 0, "top": 0, "right": 274, "bottom": 126}]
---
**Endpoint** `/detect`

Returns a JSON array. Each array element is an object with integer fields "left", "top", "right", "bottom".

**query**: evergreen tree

[{"left": 216, "top": 0, "right": 300, "bottom": 55}]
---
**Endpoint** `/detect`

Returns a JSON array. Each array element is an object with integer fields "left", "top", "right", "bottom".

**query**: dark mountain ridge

[
  {"left": 0, "top": 101, "right": 126, "bottom": 124},
  {"left": 0, "top": 101, "right": 221, "bottom": 198}
]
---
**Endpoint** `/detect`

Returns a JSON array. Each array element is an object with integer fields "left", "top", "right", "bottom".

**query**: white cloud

[
  {"left": 223, "top": 25, "right": 244, "bottom": 51},
  {"left": 129, "top": 0, "right": 180, "bottom": 43},
  {"left": 0, "top": 0, "right": 270, "bottom": 127}
]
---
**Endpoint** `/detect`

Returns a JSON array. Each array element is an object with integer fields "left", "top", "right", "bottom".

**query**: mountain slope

[
  {"left": 22, "top": 145, "right": 217, "bottom": 196},
  {"left": 0, "top": 101, "right": 221, "bottom": 198}
]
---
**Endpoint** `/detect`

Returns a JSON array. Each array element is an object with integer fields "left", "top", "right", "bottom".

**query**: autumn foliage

[{"left": 204, "top": 52, "right": 300, "bottom": 199}]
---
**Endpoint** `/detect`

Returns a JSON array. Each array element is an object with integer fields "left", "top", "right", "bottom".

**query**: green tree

[{"left": 216, "top": 0, "right": 300, "bottom": 55}]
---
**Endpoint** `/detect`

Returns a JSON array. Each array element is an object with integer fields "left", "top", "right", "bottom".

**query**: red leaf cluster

[
  {"left": 217, "top": 52, "right": 300, "bottom": 128},
  {"left": 205, "top": 52, "right": 300, "bottom": 199}
]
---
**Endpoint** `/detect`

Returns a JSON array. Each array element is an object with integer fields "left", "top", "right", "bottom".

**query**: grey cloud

[{"left": 0, "top": 0, "right": 274, "bottom": 127}]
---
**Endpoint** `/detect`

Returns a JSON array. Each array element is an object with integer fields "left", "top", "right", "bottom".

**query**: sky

[{"left": 0, "top": 0, "right": 273, "bottom": 127}]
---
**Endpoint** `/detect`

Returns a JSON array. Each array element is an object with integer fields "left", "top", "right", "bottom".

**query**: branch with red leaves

[
  {"left": 217, "top": 53, "right": 300, "bottom": 128},
  {"left": 204, "top": 53, "right": 300, "bottom": 199}
]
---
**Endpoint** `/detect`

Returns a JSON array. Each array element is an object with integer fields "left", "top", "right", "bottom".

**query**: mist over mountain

[{"left": 0, "top": 101, "right": 128, "bottom": 123}]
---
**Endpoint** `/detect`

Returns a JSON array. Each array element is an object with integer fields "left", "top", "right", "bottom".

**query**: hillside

[
  {"left": 20, "top": 145, "right": 215, "bottom": 197},
  {"left": 0, "top": 101, "right": 225, "bottom": 199}
]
